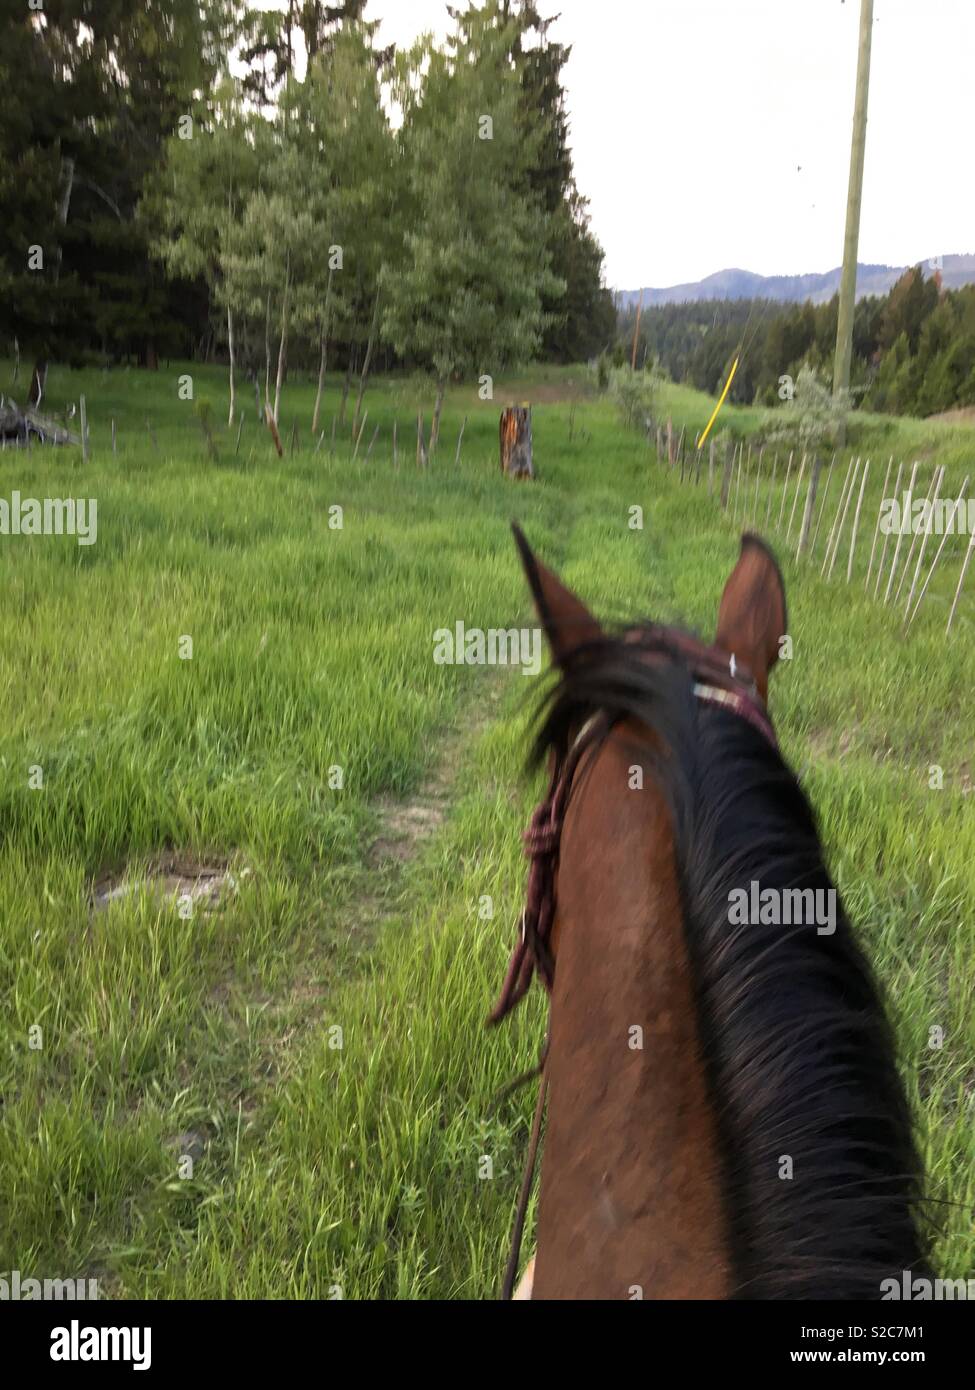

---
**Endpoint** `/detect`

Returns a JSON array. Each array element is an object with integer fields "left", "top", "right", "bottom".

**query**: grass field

[{"left": 2, "top": 359, "right": 973, "bottom": 1296}]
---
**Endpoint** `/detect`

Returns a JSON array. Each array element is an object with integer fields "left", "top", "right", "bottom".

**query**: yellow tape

[{"left": 697, "top": 355, "right": 739, "bottom": 449}]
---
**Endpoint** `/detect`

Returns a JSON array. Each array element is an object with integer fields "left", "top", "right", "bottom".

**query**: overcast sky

[{"left": 272, "top": 1, "right": 975, "bottom": 290}]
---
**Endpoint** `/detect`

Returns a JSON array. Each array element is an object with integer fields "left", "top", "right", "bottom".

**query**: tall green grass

[{"left": 1, "top": 360, "right": 971, "bottom": 1294}]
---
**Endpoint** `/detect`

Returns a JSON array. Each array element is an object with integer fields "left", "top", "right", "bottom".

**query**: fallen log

[{"left": 0, "top": 400, "right": 78, "bottom": 447}]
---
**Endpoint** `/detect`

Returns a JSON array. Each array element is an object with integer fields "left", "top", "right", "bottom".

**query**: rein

[{"left": 486, "top": 626, "right": 777, "bottom": 1300}]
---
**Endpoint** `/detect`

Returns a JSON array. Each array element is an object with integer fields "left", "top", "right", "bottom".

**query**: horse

[{"left": 490, "top": 524, "right": 931, "bottom": 1300}]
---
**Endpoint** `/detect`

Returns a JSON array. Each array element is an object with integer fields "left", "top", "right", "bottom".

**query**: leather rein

[{"left": 486, "top": 626, "right": 777, "bottom": 1300}]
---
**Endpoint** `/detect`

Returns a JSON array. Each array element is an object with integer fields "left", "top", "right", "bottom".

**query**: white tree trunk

[
  {"left": 352, "top": 286, "right": 382, "bottom": 438},
  {"left": 264, "top": 290, "right": 272, "bottom": 412},
  {"left": 338, "top": 345, "right": 356, "bottom": 427},
  {"left": 227, "top": 305, "right": 236, "bottom": 427},
  {"left": 57, "top": 156, "right": 76, "bottom": 238},
  {"left": 30, "top": 156, "right": 75, "bottom": 408},
  {"left": 430, "top": 375, "right": 447, "bottom": 453},
  {"left": 273, "top": 266, "right": 291, "bottom": 427},
  {"left": 311, "top": 267, "right": 334, "bottom": 436}
]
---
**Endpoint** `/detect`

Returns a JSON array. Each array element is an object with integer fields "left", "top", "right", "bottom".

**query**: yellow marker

[{"left": 697, "top": 355, "right": 739, "bottom": 449}]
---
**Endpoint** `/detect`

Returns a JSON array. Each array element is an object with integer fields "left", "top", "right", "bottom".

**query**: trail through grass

[{"left": 1, "top": 361, "right": 972, "bottom": 1294}]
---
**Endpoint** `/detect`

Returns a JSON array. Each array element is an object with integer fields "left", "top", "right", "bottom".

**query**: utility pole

[
  {"left": 631, "top": 287, "right": 644, "bottom": 371},
  {"left": 832, "top": 0, "right": 874, "bottom": 443}
]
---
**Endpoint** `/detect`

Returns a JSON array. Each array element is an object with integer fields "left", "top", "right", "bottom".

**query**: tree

[
  {"left": 383, "top": 1, "right": 563, "bottom": 450},
  {"left": 500, "top": 0, "right": 615, "bottom": 361},
  {"left": 307, "top": 25, "right": 398, "bottom": 436},
  {"left": 220, "top": 94, "right": 322, "bottom": 426},
  {"left": 238, "top": 0, "right": 390, "bottom": 106},
  {"left": 0, "top": 1, "right": 230, "bottom": 399},
  {"left": 878, "top": 267, "right": 939, "bottom": 355},
  {"left": 151, "top": 79, "right": 261, "bottom": 424}
]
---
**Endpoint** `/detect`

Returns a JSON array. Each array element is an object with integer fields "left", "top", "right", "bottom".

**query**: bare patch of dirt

[
  {"left": 494, "top": 378, "right": 596, "bottom": 406},
  {"left": 928, "top": 405, "right": 975, "bottom": 426},
  {"left": 370, "top": 797, "right": 447, "bottom": 864},
  {"left": 368, "top": 678, "right": 504, "bottom": 868},
  {"left": 92, "top": 853, "right": 250, "bottom": 915}
]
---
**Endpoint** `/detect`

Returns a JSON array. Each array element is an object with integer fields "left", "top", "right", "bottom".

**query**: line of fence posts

[{"left": 657, "top": 418, "right": 975, "bottom": 634}]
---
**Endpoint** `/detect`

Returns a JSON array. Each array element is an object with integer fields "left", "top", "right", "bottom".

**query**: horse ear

[
  {"left": 713, "top": 533, "right": 788, "bottom": 701},
  {"left": 512, "top": 522, "right": 603, "bottom": 665}
]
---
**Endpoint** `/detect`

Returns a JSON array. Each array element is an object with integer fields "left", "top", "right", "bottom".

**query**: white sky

[{"left": 267, "top": 1, "right": 975, "bottom": 290}]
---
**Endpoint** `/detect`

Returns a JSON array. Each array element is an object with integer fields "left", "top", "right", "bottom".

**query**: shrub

[{"left": 609, "top": 365, "right": 658, "bottom": 431}]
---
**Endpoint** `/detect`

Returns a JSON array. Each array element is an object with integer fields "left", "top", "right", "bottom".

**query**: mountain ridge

[{"left": 616, "top": 253, "right": 975, "bottom": 308}]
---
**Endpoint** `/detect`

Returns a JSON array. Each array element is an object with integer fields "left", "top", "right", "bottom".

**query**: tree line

[
  {"left": 0, "top": 0, "right": 616, "bottom": 429},
  {"left": 616, "top": 269, "right": 975, "bottom": 419}
]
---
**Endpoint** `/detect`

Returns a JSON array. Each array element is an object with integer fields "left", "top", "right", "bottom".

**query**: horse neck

[{"left": 531, "top": 724, "right": 730, "bottom": 1299}]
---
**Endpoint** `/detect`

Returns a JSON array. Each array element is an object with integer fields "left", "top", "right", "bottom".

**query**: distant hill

[{"left": 616, "top": 254, "right": 975, "bottom": 309}]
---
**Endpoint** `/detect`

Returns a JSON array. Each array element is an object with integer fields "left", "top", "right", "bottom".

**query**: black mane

[{"left": 532, "top": 626, "right": 931, "bottom": 1299}]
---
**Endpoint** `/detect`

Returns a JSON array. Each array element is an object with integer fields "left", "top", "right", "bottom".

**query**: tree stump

[{"left": 500, "top": 405, "right": 533, "bottom": 479}]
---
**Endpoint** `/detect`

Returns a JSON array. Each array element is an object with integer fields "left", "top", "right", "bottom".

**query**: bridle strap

[
  {"left": 500, "top": 1072, "right": 548, "bottom": 1301},
  {"left": 693, "top": 680, "right": 777, "bottom": 748}
]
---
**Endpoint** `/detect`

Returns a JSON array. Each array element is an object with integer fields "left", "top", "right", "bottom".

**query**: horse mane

[{"left": 530, "top": 626, "right": 932, "bottom": 1298}]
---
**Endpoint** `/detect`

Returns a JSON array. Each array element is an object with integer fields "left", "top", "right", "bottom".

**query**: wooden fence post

[
  {"left": 778, "top": 452, "right": 794, "bottom": 531},
  {"left": 765, "top": 453, "right": 778, "bottom": 528},
  {"left": 847, "top": 457, "right": 871, "bottom": 581},
  {"left": 827, "top": 456, "right": 860, "bottom": 580},
  {"left": 751, "top": 446, "right": 764, "bottom": 525},
  {"left": 786, "top": 453, "right": 807, "bottom": 543},
  {"left": 731, "top": 444, "right": 742, "bottom": 520},
  {"left": 810, "top": 453, "right": 837, "bottom": 559},
  {"left": 946, "top": 523, "right": 975, "bottom": 635},
  {"left": 708, "top": 437, "right": 715, "bottom": 498},
  {"left": 873, "top": 460, "right": 902, "bottom": 597},
  {"left": 864, "top": 456, "right": 893, "bottom": 592},
  {"left": 895, "top": 465, "right": 939, "bottom": 606},
  {"left": 909, "top": 475, "right": 969, "bottom": 629},
  {"left": 903, "top": 466, "right": 943, "bottom": 616},
  {"left": 822, "top": 455, "right": 855, "bottom": 576},
  {"left": 884, "top": 460, "right": 919, "bottom": 603},
  {"left": 721, "top": 440, "right": 735, "bottom": 510},
  {"left": 796, "top": 456, "right": 822, "bottom": 559}
]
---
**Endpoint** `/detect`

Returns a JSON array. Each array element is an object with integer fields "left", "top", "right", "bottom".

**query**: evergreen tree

[{"left": 498, "top": 0, "right": 614, "bottom": 361}]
